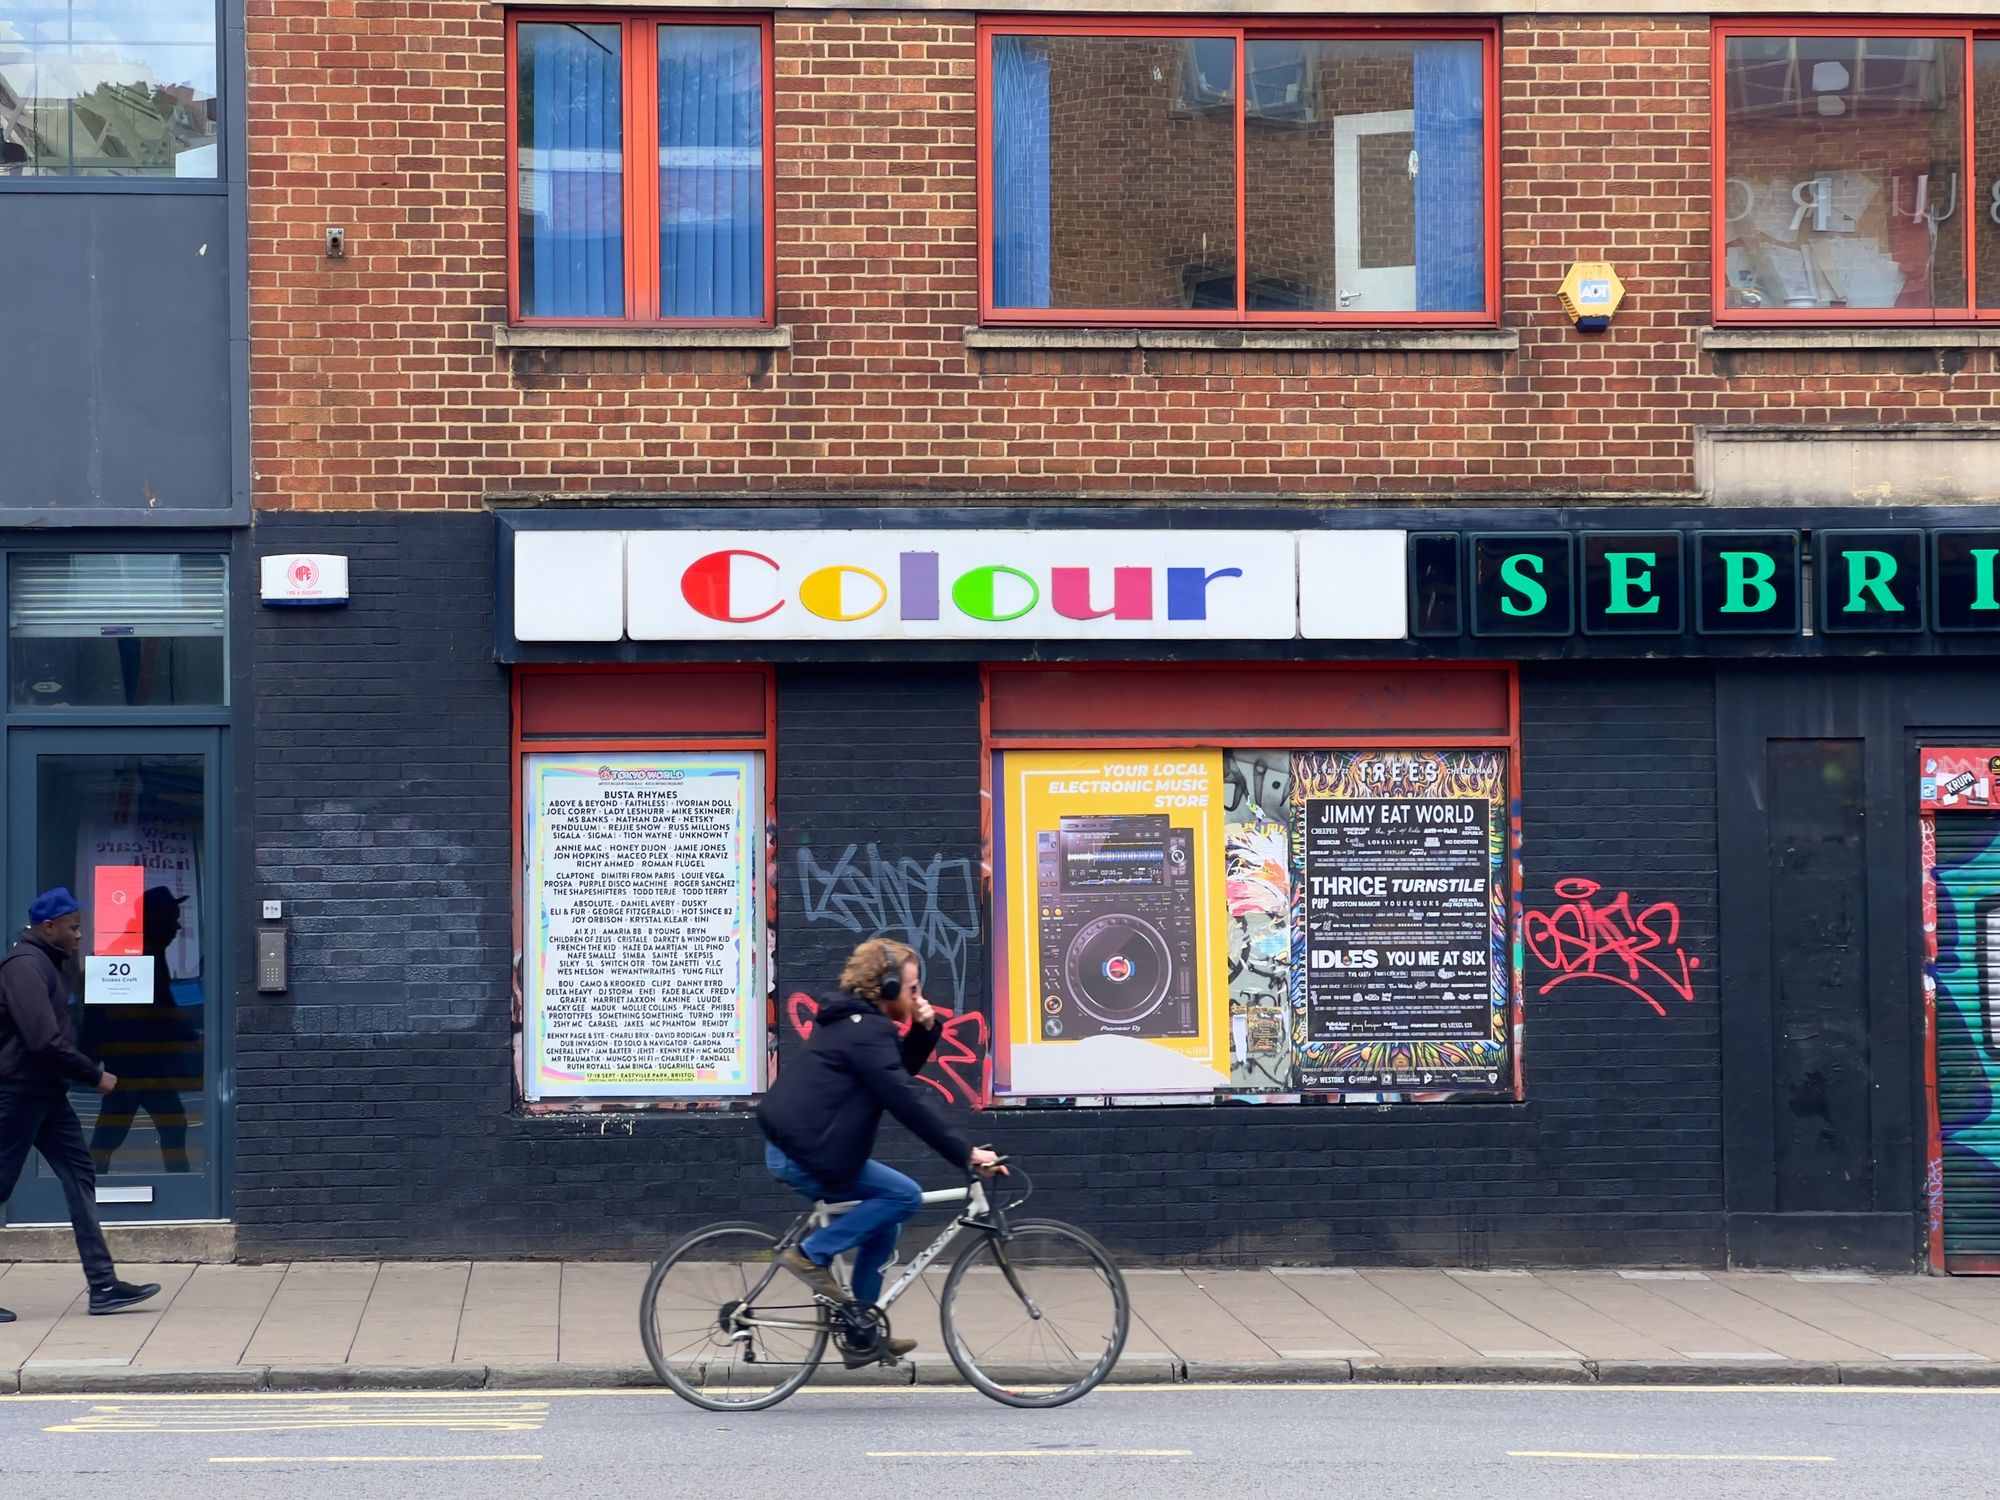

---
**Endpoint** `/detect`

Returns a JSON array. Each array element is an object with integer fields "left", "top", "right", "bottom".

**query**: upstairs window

[
  {"left": 1716, "top": 24, "right": 2000, "bottom": 322},
  {"left": 980, "top": 20, "right": 1497, "bottom": 325},
  {"left": 0, "top": 1, "right": 220, "bottom": 179},
  {"left": 507, "top": 14, "right": 773, "bottom": 325}
]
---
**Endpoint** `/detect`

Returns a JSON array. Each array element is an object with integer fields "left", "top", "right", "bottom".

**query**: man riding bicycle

[{"left": 758, "top": 937, "right": 1002, "bottom": 1367}]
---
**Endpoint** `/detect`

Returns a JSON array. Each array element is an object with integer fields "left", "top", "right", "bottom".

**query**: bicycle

[{"left": 639, "top": 1159, "right": 1129, "bottom": 1412}]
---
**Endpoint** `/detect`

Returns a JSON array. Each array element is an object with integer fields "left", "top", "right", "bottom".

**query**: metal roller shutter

[{"left": 1935, "top": 812, "right": 2000, "bottom": 1271}]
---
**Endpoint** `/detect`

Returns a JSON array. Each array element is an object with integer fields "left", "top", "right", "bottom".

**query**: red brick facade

[{"left": 246, "top": 7, "right": 2000, "bottom": 509}]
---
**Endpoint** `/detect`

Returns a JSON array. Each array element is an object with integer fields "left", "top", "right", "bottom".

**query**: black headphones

[{"left": 876, "top": 942, "right": 904, "bottom": 1002}]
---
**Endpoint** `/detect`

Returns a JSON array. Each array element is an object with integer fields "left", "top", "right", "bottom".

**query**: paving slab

[
  {"left": 1721, "top": 1273, "right": 1990, "bottom": 1362},
  {"left": 240, "top": 1262, "right": 378, "bottom": 1366},
  {"left": 555, "top": 1262, "right": 648, "bottom": 1365},
  {"left": 347, "top": 1261, "right": 471, "bottom": 1366},
  {"left": 1446, "top": 1271, "right": 1682, "bottom": 1362},
  {"left": 1363, "top": 1270, "right": 1573, "bottom": 1360},
  {"left": 1126, "top": 1271, "right": 1276, "bottom": 1362},
  {"left": 1642, "top": 1278, "right": 1883, "bottom": 1362},
  {"left": 133, "top": 1263, "right": 283, "bottom": 1368},
  {"left": 1825, "top": 1280, "right": 2000, "bottom": 1358},
  {"left": 1271, "top": 1268, "right": 1483, "bottom": 1362},
  {"left": 454, "top": 1261, "right": 562, "bottom": 1366},
  {"left": 1537, "top": 1271, "right": 1785, "bottom": 1360},
  {"left": 1187, "top": 1269, "right": 1376, "bottom": 1359},
  {"left": 0, "top": 1263, "right": 86, "bottom": 1371},
  {"left": 30, "top": 1264, "right": 191, "bottom": 1366}
]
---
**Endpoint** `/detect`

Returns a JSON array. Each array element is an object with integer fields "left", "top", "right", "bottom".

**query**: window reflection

[
  {"left": 1722, "top": 35, "right": 1965, "bottom": 311},
  {"left": 0, "top": 1, "right": 219, "bottom": 178}
]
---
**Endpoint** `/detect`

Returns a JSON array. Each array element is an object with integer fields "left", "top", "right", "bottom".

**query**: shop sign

[
  {"left": 512, "top": 529, "right": 1403, "bottom": 643},
  {"left": 1440, "top": 527, "right": 2000, "bottom": 638}
]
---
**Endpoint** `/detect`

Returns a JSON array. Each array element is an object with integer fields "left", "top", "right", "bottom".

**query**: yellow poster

[{"left": 998, "top": 750, "right": 1230, "bottom": 1095}]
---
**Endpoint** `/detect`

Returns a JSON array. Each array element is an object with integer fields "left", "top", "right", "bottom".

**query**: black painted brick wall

[{"left": 243, "top": 518, "right": 1725, "bottom": 1263}]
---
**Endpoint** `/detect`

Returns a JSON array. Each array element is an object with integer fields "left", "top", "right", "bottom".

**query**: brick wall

[
  {"left": 242, "top": 558, "right": 1727, "bottom": 1264},
  {"left": 245, "top": 8, "right": 2000, "bottom": 506}
]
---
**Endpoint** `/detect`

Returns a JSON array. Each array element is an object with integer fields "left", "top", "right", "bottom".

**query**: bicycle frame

[{"left": 731, "top": 1180, "right": 997, "bottom": 1335}]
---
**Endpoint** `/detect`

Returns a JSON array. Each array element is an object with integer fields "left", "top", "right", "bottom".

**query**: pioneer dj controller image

[{"left": 1035, "top": 813, "right": 1199, "bottom": 1040}]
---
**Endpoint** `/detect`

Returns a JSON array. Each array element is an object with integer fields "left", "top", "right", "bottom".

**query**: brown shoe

[
  {"left": 842, "top": 1335, "right": 917, "bottom": 1369},
  {"left": 777, "top": 1247, "right": 845, "bottom": 1304}
]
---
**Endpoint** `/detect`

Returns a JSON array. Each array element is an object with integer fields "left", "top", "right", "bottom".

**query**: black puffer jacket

[{"left": 758, "top": 991, "right": 973, "bottom": 1192}]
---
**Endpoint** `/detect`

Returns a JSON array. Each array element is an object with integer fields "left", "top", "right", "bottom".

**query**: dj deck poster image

[
  {"left": 996, "top": 751, "right": 1231, "bottom": 1096},
  {"left": 1289, "top": 750, "right": 1511, "bottom": 1095}
]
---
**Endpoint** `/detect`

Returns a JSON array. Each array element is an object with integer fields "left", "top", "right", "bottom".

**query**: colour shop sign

[{"left": 510, "top": 529, "right": 1405, "bottom": 643}]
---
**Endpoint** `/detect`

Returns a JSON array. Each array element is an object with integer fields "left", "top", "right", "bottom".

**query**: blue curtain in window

[
  {"left": 659, "top": 27, "right": 765, "bottom": 319},
  {"left": 1412, "top": 40, "right": 1485, "bottom": 313},
  {"left": 992, "top": 38, "right": 1051, "bottom": 308},
  {"left": 519, "top": 23, "right": 625, "bottom": 320}
]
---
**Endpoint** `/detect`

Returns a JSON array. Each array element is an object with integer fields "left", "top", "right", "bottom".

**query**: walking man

[{"left": 0, "top": 889, "right": 161, "bottom": 1321}]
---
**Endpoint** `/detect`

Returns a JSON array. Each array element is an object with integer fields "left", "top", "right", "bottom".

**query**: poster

[
  {"left": 1290, "top": 751, "right": 1510, "bottom": 1093},
  {"left": 78, "top": 818, "right": 201, "bottom": 981},
  {"left": 997, "top": 751, "right": 1231, "bottom": 1095},
  {"left": 524, "top": 752, "right": 762, "bottom": 1099}
]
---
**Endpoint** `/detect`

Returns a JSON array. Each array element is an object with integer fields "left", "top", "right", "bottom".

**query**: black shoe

[
  {"left": 841, "top": 1334, "right": 917, "bottom": 1370},
  {"left": 0, "top": 1307, "right": 14, "bottom": 1324},
  {"left": 88, "top": 1280, "right": 160, "bottom": 1315}
]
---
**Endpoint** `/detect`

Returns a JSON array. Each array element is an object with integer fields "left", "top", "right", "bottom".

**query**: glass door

[{"left": 3, "top": 730, "right": 224, "bottom": 1224}]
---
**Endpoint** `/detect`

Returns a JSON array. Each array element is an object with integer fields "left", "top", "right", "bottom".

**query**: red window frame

[
  {"left": 510, "top": 665, "right": 780, "bottom": 1112},
  {"left": 1712, "top": 19, "right": 1992, "bottom": 327},
  {"left": 979, "top": 662, "right": 1526, "bottom": 1107},
  {"left": 974, "top": 16, "right": 1502, "bottom": 330},
  {"left": 503, "top": 10, "right": 778, "bottom": 329}
]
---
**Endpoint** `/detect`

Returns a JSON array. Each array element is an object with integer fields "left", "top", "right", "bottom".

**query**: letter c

[{"left": 681, "top": 549, "right": 781, "bottom": 623}]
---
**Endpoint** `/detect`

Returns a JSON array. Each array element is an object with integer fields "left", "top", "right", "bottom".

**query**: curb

[{"left": 5, "top": 1358, "right": 1999, "bottom": 1395}]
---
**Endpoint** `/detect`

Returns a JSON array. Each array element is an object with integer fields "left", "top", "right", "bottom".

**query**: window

[
  {"left": 1716, "top": 24, "right": 2000, "bottom": 321},
  {"left": 507, "top": 14, "right": 773, "bottom": 325},
  {"left": 9, "top": 553, "right": 227, "bottom": 707},
  {"left": 0, "top": 1, "right": 219, "bottom": 179},
  {"left": 980, "top": 20, "right": 1496, "bottom": 325}
]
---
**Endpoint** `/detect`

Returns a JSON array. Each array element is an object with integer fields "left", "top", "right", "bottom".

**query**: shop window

[
  {"left": 515, "top": 668, "right": 774, "bottom": 1106},
  {"left": 985, "top": 666, "right": 1519, "bottom": 1105},
  {"left": 1715, "top": 25, "right": 2000, "bottom": 321},
  {"left": 507, "top": 13, "right": 773, "bottom": 326},
  {"left": 982, "top": 21, "right": 1496, "bottom": 324},
  {"left": 0, "top": 1, "right": 220, "bottom": 180},
  {"left": 9, "top": 553, "right": 227, "bottom": 708}
]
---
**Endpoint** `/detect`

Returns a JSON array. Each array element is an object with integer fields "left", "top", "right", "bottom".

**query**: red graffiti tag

[
  {"left": 786, "top": 991, "right": 988, "bottom": 1107},
  {"left": 1522, "top": 878, "right": 1700, "bottom": 1016}
]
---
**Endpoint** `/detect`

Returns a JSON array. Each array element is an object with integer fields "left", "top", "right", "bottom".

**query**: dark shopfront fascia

[
  {"left": 491, "top": 503, "right": 2000, "bottom": 1271},
  {"left": 0, "top": 535, "right": 243, "bottom": 1235}
]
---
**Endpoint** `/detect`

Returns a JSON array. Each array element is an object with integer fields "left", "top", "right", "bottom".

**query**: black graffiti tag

[{"left": 796, "top": 842, "right": 978, "bottom": 1007}]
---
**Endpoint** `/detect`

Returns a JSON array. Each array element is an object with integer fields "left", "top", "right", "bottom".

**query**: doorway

[{"left": 4, "top": 730, "right": 226, "bottom": 1223}]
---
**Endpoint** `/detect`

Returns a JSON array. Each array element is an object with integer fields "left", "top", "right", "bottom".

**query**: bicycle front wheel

[
  {"left": 640, "top": 1221, "right": 829, "bottom": 1411},
  {"left": 939, "top": 1218, "right": 1129, "bottom": 1408}
]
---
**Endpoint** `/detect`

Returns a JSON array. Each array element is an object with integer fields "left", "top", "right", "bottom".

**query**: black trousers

[{"left": 0, "top": 1091, "right": 115, "bottom": 1288}]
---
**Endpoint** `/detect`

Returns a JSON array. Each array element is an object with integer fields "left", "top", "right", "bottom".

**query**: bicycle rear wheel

[
  {"left": 640, "top": 1221, "right": 829, "bottom": 1411},
  {"left": 939, "top": 1218, "right": 1129, "bottom": 1408}
]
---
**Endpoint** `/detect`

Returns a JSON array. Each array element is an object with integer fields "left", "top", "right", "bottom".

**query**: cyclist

[{"left": 758, "top": 936, "right": 1002, "bottom": 1367}]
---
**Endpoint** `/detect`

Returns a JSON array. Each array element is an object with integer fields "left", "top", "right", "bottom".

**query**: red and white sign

[
  {"left": 1920, "top": 748, "right": 2000, "bottom": 811},
  {"left": 261, "top": 553, "right": 350, "bottom": 607}
]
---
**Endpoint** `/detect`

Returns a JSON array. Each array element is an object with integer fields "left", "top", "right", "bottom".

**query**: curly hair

[{"left": 839, "top": 937, "right": 917, "bottom": 1001}]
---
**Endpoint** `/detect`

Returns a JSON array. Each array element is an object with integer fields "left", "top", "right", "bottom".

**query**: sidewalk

[{"left": 3, "top": 1261, "right": 1999, "bottom": 1393}]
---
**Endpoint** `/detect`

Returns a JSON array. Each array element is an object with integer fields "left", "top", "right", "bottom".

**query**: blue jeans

[{"left": 765, "top": 1142, "right": 921, "bottom": 1307}]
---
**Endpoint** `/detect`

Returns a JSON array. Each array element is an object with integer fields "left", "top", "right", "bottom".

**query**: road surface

[{"left": 2, "top": 1381, "right": 1992, "bottom": 1498}]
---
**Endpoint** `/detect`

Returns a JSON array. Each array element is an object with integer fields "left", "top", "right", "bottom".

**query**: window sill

[
  {"left": 1700, "top": 326, "right": 2000, "bottom": 353},
  {"left": 964, "top": 326, "right": 1518, "bottom": 353},
  {"left": 494, "top": 325, "right": 792, "bottom": 351}
]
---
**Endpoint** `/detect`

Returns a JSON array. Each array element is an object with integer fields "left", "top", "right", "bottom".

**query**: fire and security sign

[{"left": 261, "top": 553, "right": 350, "bottom": 607}]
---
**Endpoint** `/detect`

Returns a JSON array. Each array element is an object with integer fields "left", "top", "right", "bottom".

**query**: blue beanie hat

[{"left": 28, "top": 888, "right": 79, "bottom": 925}]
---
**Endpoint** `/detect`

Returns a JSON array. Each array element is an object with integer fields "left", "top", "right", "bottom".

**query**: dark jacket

[
  {"left": 0, "top": 936, "right": 102, "bottom": 1094},
  {"left": 758, "top": 991, "right": 973, "bottom": 1192}
]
